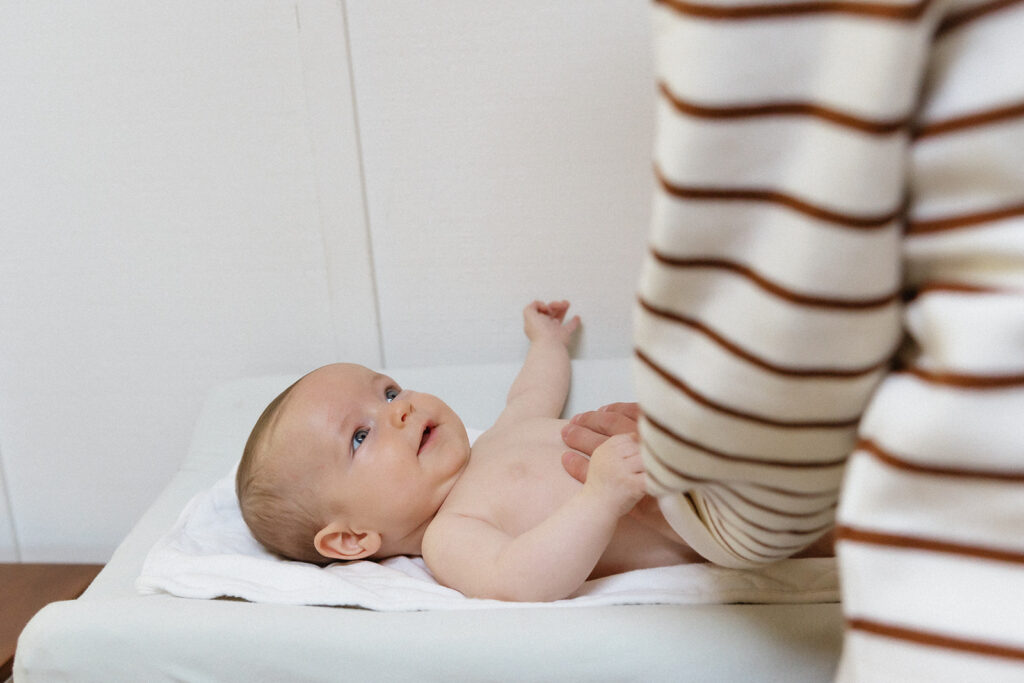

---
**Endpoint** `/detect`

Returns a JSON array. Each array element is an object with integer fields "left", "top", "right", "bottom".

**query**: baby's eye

[
  {"left": 385, "top": 387, "right": 400, "bottom": 402},
  {"left": 352, "top": 428, "right": 369, "bottom": 451}
]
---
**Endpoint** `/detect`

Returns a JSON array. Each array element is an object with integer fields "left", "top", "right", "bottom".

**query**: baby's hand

[
  {"left": 523, "top": 300, "right": 580, "bottom": 345},
  {"left": 581, "top": 433, "right": 645, "bottom": 517}
]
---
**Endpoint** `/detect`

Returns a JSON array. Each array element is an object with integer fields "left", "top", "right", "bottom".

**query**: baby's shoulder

[
  {"left": 421, "top": 502, "right": 505, "bottom": 568},
  {"left": 429, "top": 429, "right": 529, "bottom": 533},
  {"left": 477, "top": 414, "right": 564, "bottom": 447}
]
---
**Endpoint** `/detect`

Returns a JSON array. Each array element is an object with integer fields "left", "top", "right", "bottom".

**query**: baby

[{"left": 236, "top": 301, "right": 701, "bottom": 601}]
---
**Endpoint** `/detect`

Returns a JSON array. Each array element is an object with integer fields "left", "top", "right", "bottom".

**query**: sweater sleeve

[
  {"left": 637, "top": 0, "right": 922, "bottom": 568},
  {"left": 639, "top": 0, "right": 1024, "bottom": 676},
  {"left": 835, "top": 0, "right": 1024, "bottom": 676}
]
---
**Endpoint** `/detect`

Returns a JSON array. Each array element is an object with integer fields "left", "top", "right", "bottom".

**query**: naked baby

[{"left": 236, "top": 301, "right": 701, "bottom": 601}]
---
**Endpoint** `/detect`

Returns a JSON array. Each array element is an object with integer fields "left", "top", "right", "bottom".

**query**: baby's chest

[{"left": 459, "top": 423, "right": 581, "bottom": 535}]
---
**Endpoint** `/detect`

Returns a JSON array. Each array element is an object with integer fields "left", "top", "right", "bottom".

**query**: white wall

[
  {"left": 348, "top": 1, "right": 654, "bottom": 365},
  {"left": 0, "top": 0, "right": 653, "bottom": 563}
]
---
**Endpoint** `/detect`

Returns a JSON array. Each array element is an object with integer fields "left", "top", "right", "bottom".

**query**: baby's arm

[
  {"left": 499, "top": 300, "right": 580, "bottom": 423},
  {"left": 423, "top": 434, "right": 643, "bottom": 602}
]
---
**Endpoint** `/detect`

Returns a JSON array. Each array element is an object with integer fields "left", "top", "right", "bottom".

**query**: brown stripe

[
  {"left": 744, "top": 482, "right": 840, "bottom": 498},
  {"left": 655, "top": 165, "right": 903, "bottom": 229},
  {"left": 647, "top": 248, "right": 900, "bottom": 310},
  {"left": 646, "top": 441, "right": 842, "bottom": 496},
  {"left": 858, "top": 438, "right": 1024, "bottom": 481},
  {"left": 905, "top": 282, "right": 1006, "bottom": 299},
  {"left": 703, "top": 496, "right": 754, "bottom": 559},
  {"left": 655, "top": 0, "right": 933, "bottom": 21},
  {"left": 849, "top": 618, "right": 1024, "bottom": 662},
  {"left": 914, "top": 99, "right": 1024, "bottom": 140},
  {"left": 907, "top": 201, "right": 1024, "bottom": 234},
  {"left": 652, "top": 461, "right": 838, "bottom": 518},
  {"left": 837, "top": 525, "right": 1024, "bottom": 565},
  {"left": 706, "top": 497, "right": 826, "bottom": 553},
  {"left": 651, "top": 460, "right": 833, "bottom": 561},
  {"left": 720, "top": 484, "right": 837, "bottom": 519},
  {"left": 706, "top": 498, "right": 782, "bottom": 560},
  {"left": 638, "top": 298, "right": 895, "bottom": 377},
  {"left": 637, "top": 348, "right": 863, "bottom": 428},
  {"left": 657, "top": 82, "right": 910, "bottom": 134},
  {"left": 936, "top": 0, "right": 1024, "bottom": 35},
  {"left": 644, "top": 411, "right": 851, "bottom": 467},
  {"left": 709, "top": 489, "right": 836, "bottom": 535},
  {"left": 901, "top": 366, "right": 1024, "bottom": 387},
  {"left": 644, "top": 436, "right": 841, "bottom": 518},
  {"left": 899, "top": 365, "right": 1024, "bottom": 388}
]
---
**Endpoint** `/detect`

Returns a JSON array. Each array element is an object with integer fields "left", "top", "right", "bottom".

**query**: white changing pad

[
  {"left": 137, "top": 464, "right": 839, "bottom": 610},
  {"left": 19, "top": 361, "right": 844, "bottom": 682}
]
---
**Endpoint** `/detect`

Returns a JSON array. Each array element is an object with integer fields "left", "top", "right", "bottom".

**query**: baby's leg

[{"left": 630, "top": 495, "right": 686, "bottom": 544}]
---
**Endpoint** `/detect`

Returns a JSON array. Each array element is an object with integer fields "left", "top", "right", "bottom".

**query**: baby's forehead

[
  {"left": 304, "top": 363, "right": 393, "bottom": 393},
  {"left": 266, "top": 397, "right": 340, "bottom": 477},
  {"left": 285, "top": 364, "right": 397, "bottom": 430}
]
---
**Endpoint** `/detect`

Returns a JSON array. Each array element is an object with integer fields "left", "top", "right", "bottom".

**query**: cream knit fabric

[{"left": 638, "top": 0, "right": 1024, "bottom": 677}]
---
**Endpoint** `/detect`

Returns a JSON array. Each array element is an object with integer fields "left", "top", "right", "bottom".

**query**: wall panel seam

[
  {"left": 340, "top": 0, "right": 387, "bottom": 367},
  {"left": 0, "top": 440, "right": 22, "bottom": 560}
]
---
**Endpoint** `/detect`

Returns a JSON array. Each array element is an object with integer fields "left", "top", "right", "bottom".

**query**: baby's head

[{"left": 236, "top": 363, "right": 471, "bottom": 564}]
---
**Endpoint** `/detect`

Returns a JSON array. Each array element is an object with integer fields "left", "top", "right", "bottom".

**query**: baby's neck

[{"left": 376, "top": 491, "right": 459, "bottom": 560}]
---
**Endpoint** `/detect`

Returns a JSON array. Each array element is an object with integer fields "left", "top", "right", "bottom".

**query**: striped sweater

[{"left": 637, "top": 0, "right": 1024, "bottom": 677}]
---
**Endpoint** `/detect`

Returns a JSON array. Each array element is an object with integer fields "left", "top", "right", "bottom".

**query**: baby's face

[{"left": 278, "top": 363, "right": 471, "bottom": 554}]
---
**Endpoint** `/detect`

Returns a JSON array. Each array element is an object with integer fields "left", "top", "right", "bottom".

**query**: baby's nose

[{"left": 388, "top": 398, "right": 413, "bottom": 427}]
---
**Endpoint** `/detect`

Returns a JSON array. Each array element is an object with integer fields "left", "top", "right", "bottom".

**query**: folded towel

[{"left": 137, "top": 464, "right": 839, "bottom": 611}]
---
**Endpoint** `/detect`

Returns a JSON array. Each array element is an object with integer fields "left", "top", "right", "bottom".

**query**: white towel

[{"left": 137, "top": 463, "right": 839, "bottom": 611}]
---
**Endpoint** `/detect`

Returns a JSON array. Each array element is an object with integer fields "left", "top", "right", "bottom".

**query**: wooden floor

[{"left": 0, "top": 563, "right": 104, "bottom": 681}]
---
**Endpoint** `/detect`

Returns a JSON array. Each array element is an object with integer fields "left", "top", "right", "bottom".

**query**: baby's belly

[
  {"left": 475, "top": 419, "right": 585, "bottom": 535},
  {"left": 594, "top": 516, "right": 703, "bottom": 578},
  {"left": 464, "top": 418, "right": 701, "bottom": 576}
]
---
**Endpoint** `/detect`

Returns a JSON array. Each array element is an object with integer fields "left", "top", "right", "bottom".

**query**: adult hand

[
  {"left": 561, "top": 405, "right": 695, "bottom": 549},
  {"left": 560, "top": 402, "right": 639, "bottom": 484}
]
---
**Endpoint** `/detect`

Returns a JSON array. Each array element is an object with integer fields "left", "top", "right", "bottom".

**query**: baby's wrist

[
  {"left": 579, "top": 483, "right": 630, "bottom": 521},
  {"left": 529, "top": 334, "right": 569, "bottom": 349}
]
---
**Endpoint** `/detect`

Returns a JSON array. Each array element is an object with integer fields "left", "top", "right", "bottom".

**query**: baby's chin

[
  {"left": 444, "top": 407, "right": 471, "bottom": 444},
  {"left": 445, "top": 412, "right": 473, "bottom": 468}
]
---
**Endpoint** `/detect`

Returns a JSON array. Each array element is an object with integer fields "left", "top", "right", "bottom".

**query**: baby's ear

[{"left": 314, "top": 522, "right": 381, "bottom": 561}]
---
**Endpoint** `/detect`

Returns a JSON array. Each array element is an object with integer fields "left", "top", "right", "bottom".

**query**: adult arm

[
  {"left": 640, "top": 0, "right": 1024, "bottom": 678},
  {"left": 630, "top": 0, "right": 916, "bottom": 568}
]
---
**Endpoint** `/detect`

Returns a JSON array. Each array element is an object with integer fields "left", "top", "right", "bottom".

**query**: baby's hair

[{"left": 236, "top": 376, "right": 332, "bottom": 565}]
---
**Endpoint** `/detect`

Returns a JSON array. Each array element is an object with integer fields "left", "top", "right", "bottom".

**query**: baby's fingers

[
  {"left": 599, "top": 433, "right": 642, "bottom": 468},
  {"left": 544, "top": 300, "right": 569, "bottom": 321},
  {"left": 526, "top": 300, "right": 546, "bottom": 315},
  {"left": 596, "top": 433, "right": 646, "bottom": 513}
]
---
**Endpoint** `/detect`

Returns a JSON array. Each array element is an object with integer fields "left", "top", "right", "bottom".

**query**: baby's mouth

[{"left": 418, "top": 423, "right": 435, "bottom": 455}]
